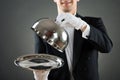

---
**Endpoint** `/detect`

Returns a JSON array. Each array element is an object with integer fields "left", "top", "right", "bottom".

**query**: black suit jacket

[{"left": 34, "top": 14, "right": 113, "bottom": 80}]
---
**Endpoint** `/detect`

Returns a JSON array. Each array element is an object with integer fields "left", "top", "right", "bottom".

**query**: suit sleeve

[
  {"left": 34, "top": 33, "right": 46, "bottom": 53},
  {"left": 84, "top": 17, "right": 113, "bottom": 53}
]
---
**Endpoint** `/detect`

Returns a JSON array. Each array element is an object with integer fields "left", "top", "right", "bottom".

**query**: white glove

[
  {"left": 56, "top": 13, "right": 88, "bottom": 30},
  {"left": 33, "top": 70, "right": 50, "bottom": 80},
  {"left": 56, "top": 13, "right": 90, "bottom": 39}
]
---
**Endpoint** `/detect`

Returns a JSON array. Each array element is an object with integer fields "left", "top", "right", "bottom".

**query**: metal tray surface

[{"left": 14, "top": 54, "right": 64, "bottom": 70}]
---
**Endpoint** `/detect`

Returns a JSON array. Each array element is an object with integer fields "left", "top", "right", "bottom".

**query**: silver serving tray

[{"left": 14, "top": 54, "right": 64, "bottom": 70}]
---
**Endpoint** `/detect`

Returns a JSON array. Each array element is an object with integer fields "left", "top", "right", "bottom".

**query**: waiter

[{"left": 33, "top": 0, "right": 113, "bottom": 80}]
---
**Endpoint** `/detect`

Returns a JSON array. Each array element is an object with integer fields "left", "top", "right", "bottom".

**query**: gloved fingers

[
  {"left": 60, "top": 19, "right": 72, "bottom": 27},
  {"left": 55, "top": 20, "right": 61, "bottom": 26},
  {"left": 56, "top": 13, "right": 69, "bottom": 23},
  {"left": 56, "top": 14, "right": 71, "bottom": 27},
  {"left": 56, "top": 13, "right": 86, "bottom": 29},
  {"left": 57, "top": 13, "right": 76, "bottom": 26}
]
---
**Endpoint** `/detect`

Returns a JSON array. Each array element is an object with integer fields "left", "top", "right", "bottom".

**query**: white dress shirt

[{"left": 59, "top": 14, "right": 90, "bottom": 80}]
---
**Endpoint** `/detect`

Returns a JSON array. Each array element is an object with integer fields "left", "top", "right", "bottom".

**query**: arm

[
  {"left": 83, "top": 17, "right": 113, "bottom": 53},
  {"left": 33, "top": 34, "right": 50, "bottom": 80},
  {"left": 34, "top": 33, "right": 46, "bottom": 53},
  {"left": 56, "top": 13, "right": 113, "bottom": 53},
  {"left": 33, "top": 70, "right": 50, "bottom": 80}
]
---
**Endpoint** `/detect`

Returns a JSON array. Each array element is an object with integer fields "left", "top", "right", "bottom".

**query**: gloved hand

[
  {"left": 33, "top": 70, "right": 50, "bottom": 80},
  {"left": 56, "top": 13, "right": 88, "bottom": 31}
]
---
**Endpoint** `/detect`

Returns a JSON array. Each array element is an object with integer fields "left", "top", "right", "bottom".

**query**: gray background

[{"left": 0, "top": 0, "right": 120, "bottom": 80}]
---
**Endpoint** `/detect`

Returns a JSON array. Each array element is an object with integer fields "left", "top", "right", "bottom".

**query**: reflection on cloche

[{"left": 31, "top": 18, "right": 68, "bottom": 52}]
